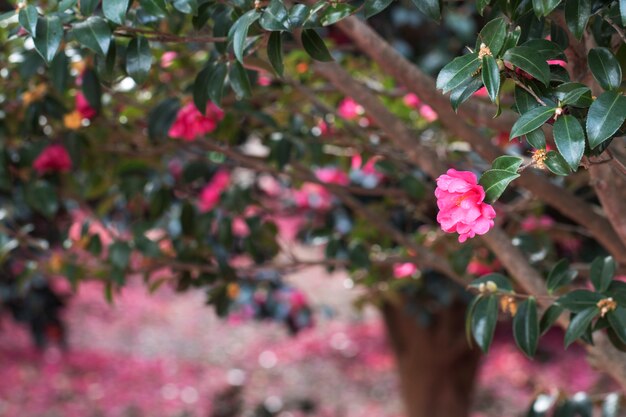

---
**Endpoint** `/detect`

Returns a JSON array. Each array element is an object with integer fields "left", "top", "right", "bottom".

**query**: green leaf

[
  {"left": 229, "top": 61, "right": 252, "bottom": 98},
  {"left": 510, "top": 106, "right": 556, "bottom": 139},
  {"left": 481, "top": 55, "right": 500, "bottom": 103},
  {"left": 33, "top": 15, "right": 63, "bottom": 64},
  {"left": 71, "top": 16, "right": 112, "bottom": 56},
  {"left": 26, "top": 180, "right": 60, "bottom": 218},
  {"left": 564, "top": 307, "right": 598, "bottom": 347},
  {"left": 479, "top": 169, "right": 520, "bottom": 203},
  {"left": 409, "top": 0, "right": 441, "bottom": 20},
  {"left": 288, "top": 4, "right": 310, "bottom": 27},
  {"left": 59, "top": 0, "right": 77, "bottom": 12},
  {"left": 469, "top": 273, "right": 514, "bottom": 291},
  {"left": 503, "top": 47, "right": 550, "bottom": 85},
  {"left": 436, "top": 52, "right": 480, "bottom": 94},
  {"left": 95, "top": 40, "right": 117, "bottom": 82},
  {"left": 590, "top": 256, "right": 615, "bottom": 293},
  {"left": 466, "top": 295, "right": 482, "bottom": 347},
  {"left": 557, "top": 289, "right": 603, "bottom": 312},
  {"left": 103, "top": 0, "right": 130, "bottom": 24},
  {"left": 267, "top": 31, "right": 284, "bottom": 76},
  {"left": 259, "top": 0, "right": 290, "bottom": 31},
  {"left": 229, "top": 10, "right": 260, "bottom": 63},
  {"left": 172, "top": 0, "right": 198, "bottom": 14},
  {"left": 477, "top": 0, "right": 490, "bottom": 14},
  {"left": 450, "top": 76, "right": 484, "bottom": 112},
  {"left": 588, "top": 48, "right": 622, "bottom": 91},
  {"left": 18, "top": 5, "right": 38, "bottom": 36},
  {"left": 513, "top": 297, "right": 539, "bottom": 358},
  {"left": 364, "top": 0, "right": 394, "bottom": 18},
  {"left": 607, "top": 307, "right": 626, "bottom": 345},
  {"left": 532, "top": 0, "right": 561, "bottom": 16},
  {"left": 80, "top": 0, "right": 99, "bottom": 15},
  {"left": 553, "top": 115, "right": 585, "bottom": 171},
  {"left": 547, "top": 259, "right": 576, "bottom": 293},
  {"left": 471, "top": 295, "right": 499, "bottom": 352},
  {"left": 126, "top": 36, "right": 152, "bottom": 83},
  {"left": 514, "top": 86, "right": 540, "bottom": 114},
  {"left": 477, "top": 18, "right": 507, "bottom": 56},
  {"left": 565, "top": 0, "right": 591, "bottom": 39},
  {"left": 320, "top": 3, "right": 356, "bottom": 26},
  {"left": 491, "top": 155, "right": 523, "bottom": 172},
  {"left": 524, "top": 129, "right": 546, "bottom": 148},
  {"left": 301, "top": 29, "right": 333, "bottom": 62},
  {"left": 521, "top": 39, "right": 566, "bottom": 60},
  {"left": 109, "top": 241, "right": 131, "bottom": 269},
  {"left": 50, "top": 51, "right": 69, "bottom": 93},
  {"left": 558, "top": 85, "right": 592, "bottom": 107},
  {"left": 540, "top": 304, "right": 564, "bottom": 335},
  {"left": 545, "top": 150, "right": 571, "bottom": 175},
  {"left": 148, "top": 98, "right": 180, "bottom": 140},
  {"left": 82, "top": 68, "right": 102, "bottom": 111},
  {"left": 586, "top": 91, "right": 626, "bottom": 149},
  {"left": 207, "top": 62, "right": 227, "bottom": 105},
  {"left": 139, "top": 0, "right": 168, "bottom": 16}
]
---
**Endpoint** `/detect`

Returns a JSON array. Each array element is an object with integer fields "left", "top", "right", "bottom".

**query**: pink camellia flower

[
  {"left": 521, "top": 215, "right": 555, "bottom": 232},
  {"left": 547, "top": 59, "right": 567, "bottom": 68},
  {"left": 419, "top": 105, "right": 438, "bottom": 122},
  {"left": 33, "top": 144, "right": 72, "bottom": 175},
  {"left": 198, "top": 170, "right": 230, "bottom": 212},
  {"left": 435, "top": 169, "right": 496, "bottom": 242},
  {"left": 294, "top": 183, "right": 333, "bottom": 210},
  {"left": 393, "top": 262, "right": 417, "bottom": 278},
  {"left": 315, "top": 166, "right": 350, "bottom": 186},
  {"left": 160, "top": 51, "right": 178, "bottom": 68},
  {"left": 351, "top": 154, "right": 384, "bottom": 188},
  {"left": 168, "top": 102, "right": 224, "bottom": 141},
  {"left": 337, "top": 97, "right": 364, "bottom": 120},
  {"left": 257, "top": 72, "right": 272, "bottom": 86},
  {"left": 76, "top": 92, "right": 97, "bottom": 120},
  {"left": 473, "top": 87, "right": 488, "bottom": 97},
  {"left": 403, "top": 93, "right": 421, "bottom": 108}
]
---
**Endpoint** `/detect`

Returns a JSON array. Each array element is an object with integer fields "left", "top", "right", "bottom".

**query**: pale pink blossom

[
  {"left": 403, "top": 93, "right": 421, "bottom": 108},
  {"left": 337, "top": 97, "right": 364, "bottom": 120},
  {"left": 33, "top": 144, "right": 72, "bottom": 175},
  {"left": 419, "top": 105, "right": 438, "bottom": 122},
  {"left": 198, "top": 170, "right": 230, "bottom": 212},
  {"left": 520, "top": 215, "right": 555, "bottom": 232},
  {"left": 294, "top": 183, "right": 333, "bottom": 210},
  {"left": 435, "top": 169, "right": 496, "bottom": 242},
  {"left": 315, "top": 166, "right": 350, "bottom": 186},
  {"left": 160, "top": 51, "right": 178, "bottom": 68},
  {"left": 393, "top": 263, "right": 417, "bottom": 278},
  {"left": 168, "top": 102, "right": 224, "bottom": 141}
]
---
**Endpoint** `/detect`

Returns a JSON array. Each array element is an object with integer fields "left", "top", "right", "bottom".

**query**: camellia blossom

[
  {"left": 315, "top": 166, "right": 350, "bottom": 186},
  {"left": 337, "top": 97, "right": 365, "bottom": 120},
  {"left": 435, "top": 169, "right": 496, "bottom": 242},
  {"left": 198, "top": 170, "right": 230, "bottom": 212},
  {"left": 168, "top": 102, "right": 224, "bottom": 141},
  {"left": 403, "top": 93, "right": 421, "bottom": 108},
  {"left": 393, "top": 263, "right": 417, "bottom": 278},
  {"left": 76, "top": 92, "right": 97, "bottom": 120},
  {"left": 33, "top": 144, "right": 72, "bottom": 175}
]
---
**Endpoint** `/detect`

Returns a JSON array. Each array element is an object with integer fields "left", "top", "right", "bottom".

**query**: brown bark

[{"left": 382, "top": 300, "right": 481, "bottom": 417}]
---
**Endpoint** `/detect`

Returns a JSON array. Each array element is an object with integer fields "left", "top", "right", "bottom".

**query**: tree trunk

[{"left": 381, "top": 300, "right": 481, "bottom": 417}]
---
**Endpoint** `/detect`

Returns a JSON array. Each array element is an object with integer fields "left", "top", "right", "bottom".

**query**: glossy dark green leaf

[
  {"left": 479, "top": 169, "right": 520, "bottom": 203},
  {"left": 109, "top": 241, "right": 131, "bottom": 269},
  {"left": 607, "top": 307, "right": 626, "bottom": 344},
  {"left": 139, "top": 0, "right": 168, "bottom": 15},
  {"left": 586, "top": 91, "right": 626, "bottom": 149},
  {"left": 466, "top": 295, "right": 482, "bottom": 347},
  {"left": 409, "top": 0, "right": 441, "bottom": 20},
  {"left": 82, "top": 68, "right": 102, "bottom": 111},
  {"left": 565, "top": 0, "right": 591, "bottom": 39},
  {"left": 491, "top": 155, "right": 523, "bottom": 172},
  {"left": 50, "top": 52, "right": 69, "bottom": 93},
  {"left": 521, "top": 39, "right": 565, "bottom": 60},
  {"left": 504, "top": 46, "right": 550, "bottom": 85},
  {"left": 436, "top": 52, "right": 480, "bottom": 94},
  {"left": 532, "top": 0, "right": 561, "bottom": 16},
  {"left": 469, "top": 273, "right": 514, "bottom": 292},
  {"left": 482, "top": 55, "right": 500, "bottom": 102},
  {"left": 364, "top": 0, "right": 394, "bottom": 18},
  {"left": 80, "top": 0, "right": 99, "bottom": 15},
  {"left": 267, "top": 31, "right": 284, "bottom": 76},
  {"left": 103, "top": 0, "right": 130, "bottom": 24},
  {"left": 524, "top": 129, "right": 546, "bottom": 148},
  {"left": 126, "top": 36, "right": 152, "bottom": 83},
  {"left": 71, "top": 16, "right": 112, "bottom": 56},
  {"left": 207, "top": 62, "right": 227, "bottom": 105},
  {"left": 26, "top": 180, "right": 60, "bottom": 218},
  {"left": 148, "top": 98, "right": 180, "bottom": 140},
  {"left": 513, "top": 297, "right": 539, "bottom": 357},
  {"left": 477, "top": 18, "right": 507, "bottom": 56},
  {"left": 514, "top": 86, "right": 540, "bottom": 114},
  {"left": 18, "top": 5, "right": 38, "bottom": 36},
  {"left": 450, "top": 76, "right": 484, "bottom": 112},
  {"left": 547, "top": 259, "right": 576, "bottom": 293},
  {"left": 320, "top": 3, "right": 356, "bottom": 26},
  {"left": 172, "top": 0, "right": 198, "bottom": 14},
  {"left": 558, "top": 85, "right": 592, "bottom": 107},
  {"left": 259, "top": 0, "right": 290, "bottom": 31},
  {"left": 471, "top": 295, "right": 499, "bottom": 352},
  {"left": 477, "top": 0, "right": 490, "bottom": 14},
  {"left": 590, "top": 256, "right": 615, "bottom": 293},
  {"left": 564, "top": 307, "right": 598, "bottom": 347},
  {"left": 95, "top": 40, "right": 117, "bottom": 82},
  {"left": 553, "top": 115, "right": 584, "bottom": 171},
  {"left": 588, "top": 48, "right": 622, "bottom": 91},
  {"left": 301, "top": 29, "right": 333, "bottom": 61},
  {"left": 557, "top": 289, "right": 603, "bottom": 312},
  {"left": 229, "top": 61, "right": 251, "bottom": 98},
  {"left": 229, "top": 10, "right": 260, "bottom": 63},
  {"left": 545, "top": 150, "right": 571, "bottom": 175},
  {"left": 33, "top": 15, "right": 63, "bottom": 64},
  {"left": 510, "top": 106, "right": 556, "bottom": 139},
  {"left": 540, "top": 304, "right": 564, "bottom": 335},
  {"left": 288, "top": 4, "right": 309, "bottom": 27}
]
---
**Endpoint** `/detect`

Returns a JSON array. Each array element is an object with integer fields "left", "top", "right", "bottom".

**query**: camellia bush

[{"left": 1, "top": 0, "right": 626, "bottom": 415}]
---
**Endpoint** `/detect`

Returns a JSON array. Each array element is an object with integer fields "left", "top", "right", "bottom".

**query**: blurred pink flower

[
  {"left": 403, "top": 93, "right": 421, "bottom": 108},
  {"left": 168, "top": 102, "right": 224, "bottom": 141},
  {"left": 393, "top": 263, "right": 417, "bottom": 278},
  {"left": 258, "top": 175, "right": 282, "bottom": 197},
  {"left": 294, "top": 183, "right": 333, "bottom": 210},
  {"left": 467, "top": 259, "right": 501, "bottom": 276},
  {"left": 257, "top": 72, "right": 272, "bottom": 86},
  {"left": 315, "top": 167, "right": 350, "bottom": 186},
  {"left": 520, "top": 215, "right": 555, "bottom": 232},
  {"left": 76, "top": 92, "right": 97, "bottom": 120},
  {"left": 33, "top": 144, "right": 72, "bottom": 175},
  {"left": 435, "top": 169, "right": 496, "bottom": 242},
  {"left": 198, "top": 170, "right": 230, "bottom": 212},
  {"left": 160, "top": 51, "right": 178, "bottom": 68},
  {"left": 473, "top": 87, "right": 488, "bottom": 97},
  {"left": 337, "top": 97, "right": 364, "bottom": 120},
  {"left": 547, "top": 59, "right": 567, "bottom": 68},
  {"left": 419, "top": 105, "right": 438, "bottom": 122}
]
